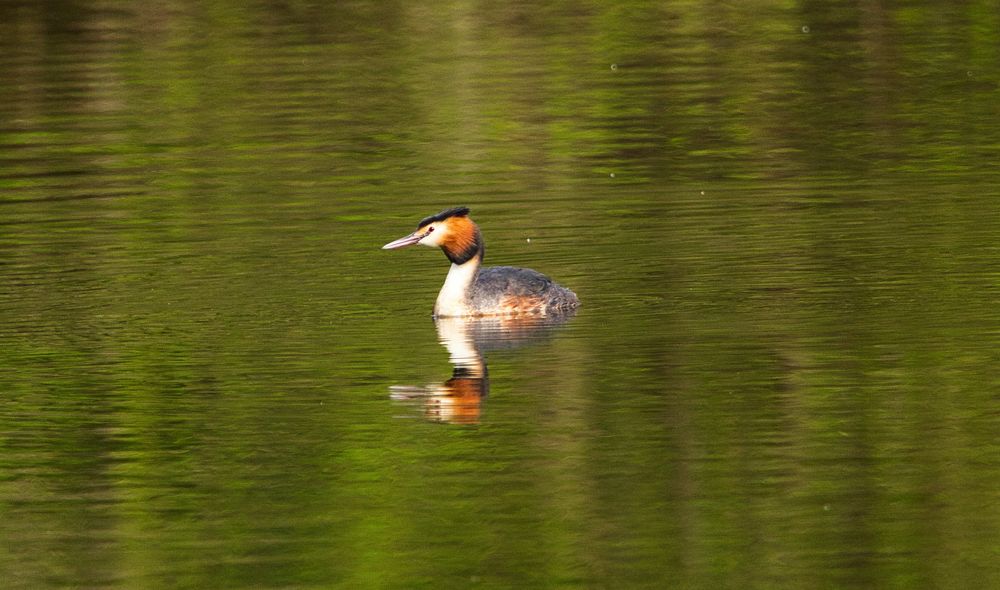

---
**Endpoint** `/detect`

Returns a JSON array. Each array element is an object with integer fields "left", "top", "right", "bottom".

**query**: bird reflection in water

[{"left": 390, "top": 313, "right": 576, "bottom": 424}]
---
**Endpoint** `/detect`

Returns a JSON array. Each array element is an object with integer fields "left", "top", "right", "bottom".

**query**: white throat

[{"left": 434, "top": 258, "right": 480, "bottom": 317}]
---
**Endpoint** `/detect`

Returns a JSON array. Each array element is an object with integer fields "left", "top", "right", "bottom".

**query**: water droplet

[
  {"left": 610, "top": 63, "right": 618, "bottom": 71},
  {"left": 700, "top": 190, "right": 705, "bottom": 196},
  {"left": 609, "top": 172, "right": 616, "bottom": 178},
  {"left": 801, "top": 25, "right": 810, "bottom": 34},
  {"left": 526, "top": 238, "right": 531, "bottom": 243}
]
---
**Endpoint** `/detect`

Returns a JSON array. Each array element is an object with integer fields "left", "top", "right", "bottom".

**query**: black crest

[{"left": 417, "top": 206, "right": 470, "bottom": 229}]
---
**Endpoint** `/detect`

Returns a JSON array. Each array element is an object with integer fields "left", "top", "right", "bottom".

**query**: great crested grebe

[{"left": 382, "top": 207, "right": 579, "bottom": 317}]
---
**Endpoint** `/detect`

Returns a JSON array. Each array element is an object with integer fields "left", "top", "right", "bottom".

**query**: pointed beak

[{"left": 382, "top": 230, "right": 424, "bottom": 250}]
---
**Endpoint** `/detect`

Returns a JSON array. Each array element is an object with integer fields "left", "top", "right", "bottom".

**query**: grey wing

[
  {"left": 472, "top": 266, "right": 579, "bottom": 311},
  {"left": 476, "top": 266, "right": 556, "bottom": 295}
]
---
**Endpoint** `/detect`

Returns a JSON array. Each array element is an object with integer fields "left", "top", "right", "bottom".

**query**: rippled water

[{"left": 2, "top": 2, "right": 999, "bottom": 589}]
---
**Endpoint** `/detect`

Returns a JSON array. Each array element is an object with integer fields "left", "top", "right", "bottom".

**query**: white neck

[{"left": 434, "top": 258, "right": 480, "bottom": 317}]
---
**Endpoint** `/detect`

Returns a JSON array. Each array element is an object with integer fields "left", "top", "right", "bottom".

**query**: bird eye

[{"left": 426, "top": 227, "right": 435, "bottom": 233}]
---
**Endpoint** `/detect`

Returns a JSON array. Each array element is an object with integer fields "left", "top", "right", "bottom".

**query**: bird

[{"left": 382, "top": 207, "right": 579, "bottom": 317}]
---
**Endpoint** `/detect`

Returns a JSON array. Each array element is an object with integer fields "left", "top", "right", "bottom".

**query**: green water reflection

[{"left": 1, "top": 2, "right": 998, "bottom": 589}]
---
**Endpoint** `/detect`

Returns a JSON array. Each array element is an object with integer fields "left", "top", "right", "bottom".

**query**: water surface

[{"left": 1, "top": 2, "right": 998, "bottom": 589}]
